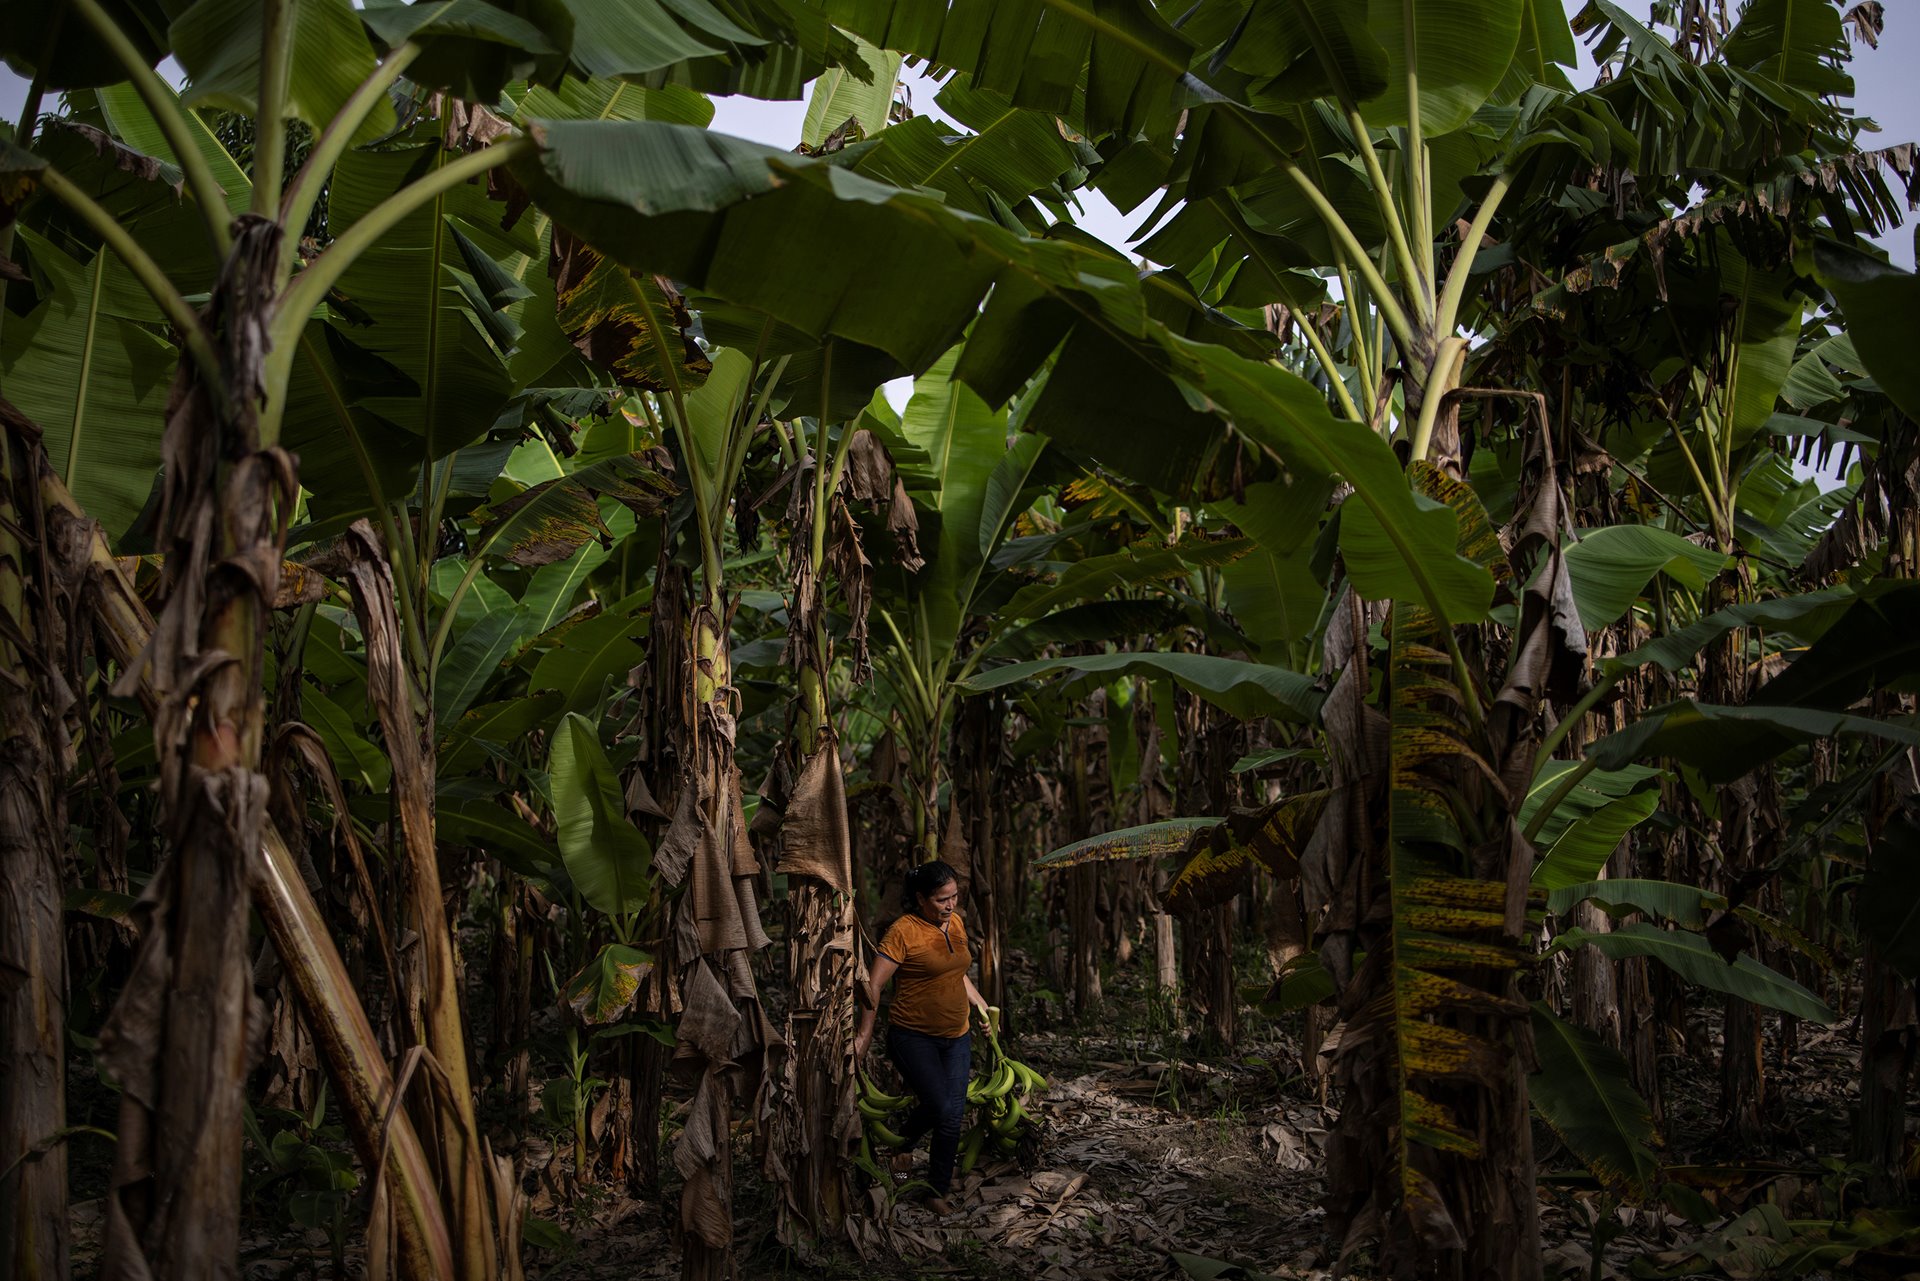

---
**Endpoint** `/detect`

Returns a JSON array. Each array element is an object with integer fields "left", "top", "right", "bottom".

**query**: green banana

[
  {"left": 865, "top": 1117, "right": 910, "bottom": 1149},
  {"left": 1010, "top": 1059, "right": 1048, "bottom": 1094},
  {"left": 990, "top": 1096, "right": 1027, "bottom": 1137},
  {"left": 978, "top": 1059, "right": 1015, "bottom": 1100},
  {"left": 858, "top": 1072, "right": 910, "bottom": 1111},
  {"left": 958, "top": 1124, "right": 987, "bottom": 1174}
]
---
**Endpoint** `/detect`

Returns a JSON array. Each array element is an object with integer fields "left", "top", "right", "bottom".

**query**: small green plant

[
  {"left": 241, "top": 1087, "right": 357, "bottom": 1268},
  {"left": 539, "top": 1027, "right": 608, "bottom": 1185}
]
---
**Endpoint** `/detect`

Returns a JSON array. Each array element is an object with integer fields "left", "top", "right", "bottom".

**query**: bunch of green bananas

[
  {"left": 957, "top": 1031, "right": 1046, "bottom": 1175},
  {"left": 852, "top": 1009, "right": 1048, "bottom": 1178}
]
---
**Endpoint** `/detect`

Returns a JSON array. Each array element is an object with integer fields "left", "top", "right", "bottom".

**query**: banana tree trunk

[
  {"left": 767, "top": 474, "right": 869, "bottom": 1249},
  {"left": 334, "top": 521, "right": 498, "bottom": 1281},
  {"left": 31, "top": 451, "right": 455, "bottom": 1281},
  {"left": 94, "top": 220, "right": 291, "bottom": 1281},
  {"left": 0, "top": 410, "right": 70, "bottom": 1281},
  {"left": 661, "top": 598, "right": 777, "bottom": 1281}
]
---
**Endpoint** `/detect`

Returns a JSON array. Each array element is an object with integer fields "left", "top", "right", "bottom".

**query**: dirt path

[{"left": 526, "top": 997, "right": 1338, "bottom": 1281}]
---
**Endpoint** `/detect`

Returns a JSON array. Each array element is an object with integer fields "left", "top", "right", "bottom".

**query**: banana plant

[{"left": 0, "top": 3, "right": 864, "bottom": 1278}]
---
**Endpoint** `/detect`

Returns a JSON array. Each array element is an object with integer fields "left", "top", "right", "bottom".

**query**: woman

[{"left": 852, "top": 859, "right": 989, "bottom": 1214}]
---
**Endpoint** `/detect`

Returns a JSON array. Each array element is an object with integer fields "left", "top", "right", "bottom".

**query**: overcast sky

[{"left": 2, "top": 1, "right": 1912, "bottom": 262}]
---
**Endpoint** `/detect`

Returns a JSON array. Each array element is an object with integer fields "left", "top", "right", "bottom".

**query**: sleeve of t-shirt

[{"left": 878, "top": 918, "right": 909, "bottom": 965}]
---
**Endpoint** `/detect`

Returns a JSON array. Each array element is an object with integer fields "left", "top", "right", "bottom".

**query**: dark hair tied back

[{"left": 902, "top": 859, "right": 959, "bottom": 911}]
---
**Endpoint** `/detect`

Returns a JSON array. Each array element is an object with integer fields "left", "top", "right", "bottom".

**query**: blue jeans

[{"left": 885, "top": 1025, "right": 971, "bottom": 1194}]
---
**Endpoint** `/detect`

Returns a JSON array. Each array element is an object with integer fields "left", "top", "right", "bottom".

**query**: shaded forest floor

[
  {"left": 508, "top": 954, "right": 1918, "bottom": 1281},
  {"left": 61, "top": 949, "right": 1920, "bottom": 1279}
]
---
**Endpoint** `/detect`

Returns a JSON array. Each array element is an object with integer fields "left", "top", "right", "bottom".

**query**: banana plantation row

[{"left": 1, "top": 0, "right": 1916, "bottom": 1278}]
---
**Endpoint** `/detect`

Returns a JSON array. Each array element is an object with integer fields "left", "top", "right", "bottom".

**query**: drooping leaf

[
  {"left": 96, "top": 79, "right": 253, "bottom": 221},
  {"left": 961, "top": 650, "right": 1324, "bottom": 722},
  {"left": 302, "top": 685, "right": 391, "bottom": 793},
  {"left": 439, "top": 691, "right": 567, "bottom": 775},
  {"left": 1585, "top": 701, "right": 1920, "bottom": 784},
  {"left": 550, "top": 230, "right": 711, "bottom": 394},
  {"left": 991, "top": 599, "right": 1185, "bottom": 659},
  {"left": 1164, "top": 790, "right": 1326, "bottom": 912},
  {"left": 1528, "top": 767, "right": 1662, "bottom": 892},
  {"left": 515, "top": 119, "right": 1148, "bottom": 380},
  {"left": 1814, "top": 238, "right": 1920, "bottom": 420},
  {"left": 1750, "top": 580, "right": 1920, "bottom": 714},
  {"left": 473, "top": 453, "right": 678, "bottom": 568},
  {"left": 1209, "top": 478, "right": 1335, "bottom": 647},
  {"left": 528, "top": 605, "right": 648, "bottom": 716},
  {"left": 359, "top": 0, "right": 569, "bottom": 100},
  {"left": 854, "top": 80, "right": 1085, "bottom": 217},
  {"left": 507, "top": 75, "right": 715, "bottom": 126},
  {"left": 1551, "top": 923, "right": 1833, "bottom": 1023},
  {"left": 434, "top": 604, "right": 537, "bottom": 728},
  {"left": 1527, "top": 1002, "right": 1659, "bottom": 1195},
  {"left": 1167, "top": 336, "right": 1496, "bottom": 624},
  {"left": 1721, "top": 0, "right": 1852, "bottom": 99},
  {"left": 1562, "top": 525, "right": 1728, "bottom": 632},
  {"left": 435, "top": 796, "right": 560, "bottom": 881},
  {"left": 0, "top": 0, "right": 171, "bottom": 91},
  {"left": 1033, "top": 818, "right": 1221, "bottom": 871},
  {"left": 549, "top": 712, "right": 652, "bottom": 916},
  {"left": 810, "top": 0, "right": 1193, "bottom": 139},
  {"left": 1547, "top": 879, "right": 1726, "bottom": 929},
  {"left": 1608, "top": 586, "right": 1856, "bottom": 674},
  {"left": 562, "top": 942, "right": 653, "bottom": 1024},
  {"left": 1000, "top": 536, "right": 1254, "bottom": 619}
]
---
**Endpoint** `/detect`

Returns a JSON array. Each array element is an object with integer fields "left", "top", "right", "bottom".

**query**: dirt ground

[{"left": 63, "top": 953, "right": 1919, "bottom": 1280}]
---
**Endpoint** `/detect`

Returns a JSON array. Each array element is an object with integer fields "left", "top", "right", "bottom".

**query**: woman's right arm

[{"left": 853, "top": 953, "right": 900, "bottom": 1060}]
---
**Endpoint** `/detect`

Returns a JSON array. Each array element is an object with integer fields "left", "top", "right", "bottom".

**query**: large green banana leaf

[
  {"left": 0, "top": 229, "right": 173, "bottom": 541},
  {"left": 549, "top": 712, "right": 652, "bottom": 916},
  {"left": 170, "top": 0, "right": 394, "bottom": 141},
  {"left": 1209, "top": 480, "right": 1336, "bottom": 648},
  {"left": 1587, "top": 701, "right": 1920, "bottom": 784},
  {"left": 1609, "top": 585, "right": 1856, "bottom": 675},
  {"left": 894, "top": 345, "right": 1009, "bottom": 669},
  {"left": 1751, "top": 580, "right": 1920, "bottom": 713},
  {"left": 1361, "top": 0, "right": 1525, "bottom": 134},
  {"left": 806, "top": 0, "right": 1192, "bottom": 139},
  {"left": 1160, "top": 334, "right": 1496, "bottom": 624},
  {"left": 1561, "top": 524, "right": 1729, "bottom": 632},
  {"left": 1551, "top": 923, "right": 1832, "bottom": 1024},
  {"left": 1527, "top": 1002, "right": 1658, "bottom": 1195},
  {"left": 1813, "top": 238, "right": 1920, "bottom": 422},
  {"left": 801, "top": 31, "right": 900, "bottom": 146},
  {"left": 323, "top": 140, "right": 537, "bottom": 465}
]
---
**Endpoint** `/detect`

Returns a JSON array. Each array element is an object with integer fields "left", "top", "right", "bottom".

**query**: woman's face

[{"left": 918, "top": 880, "right": 960, "bottom": 923}]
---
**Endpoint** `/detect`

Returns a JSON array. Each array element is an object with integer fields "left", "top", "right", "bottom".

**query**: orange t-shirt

[{"left": 878, "top": 910, "right": 972, "bottom": 1038}]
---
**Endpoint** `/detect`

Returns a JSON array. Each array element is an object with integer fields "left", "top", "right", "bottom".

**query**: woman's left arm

[{"left": 963, "top": 974, "right": 990, "bottom": 1021}]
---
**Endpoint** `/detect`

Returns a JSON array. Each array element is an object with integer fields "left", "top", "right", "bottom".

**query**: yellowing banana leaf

[{"left": 1033, "top": 818, "right": 1221, "bottom": 871}]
